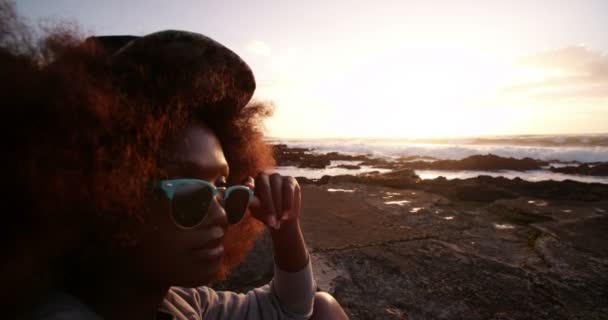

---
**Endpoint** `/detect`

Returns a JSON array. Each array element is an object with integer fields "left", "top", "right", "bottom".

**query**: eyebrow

[{"left": 168, "top": 160, "right": 229, "bottom": 179}]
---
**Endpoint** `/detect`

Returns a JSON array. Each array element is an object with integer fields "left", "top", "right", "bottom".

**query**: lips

[
  {"left": 194, "top": 237, "right": 224, "bottom": 251},
  {"left": 191, "top": 238, "right": 224, "bottom": 261}
]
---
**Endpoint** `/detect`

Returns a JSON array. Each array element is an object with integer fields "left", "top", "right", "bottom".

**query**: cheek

[
  {"left": 142, "top": 193, "right": 183, "bottom": 255},
  {"left": 221, "top": 211, "right": 265, "bottom": 273},
  {"left": 147, "top": 193, "right": 172, "bottom": 228},
  {"left": 133, "top": 196, "right": 181, "bottom": 276},
  {"left": 134, "top": 194, "right": 222, "bottom": 286}
]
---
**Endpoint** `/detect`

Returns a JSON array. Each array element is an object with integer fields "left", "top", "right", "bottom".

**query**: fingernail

[
  {"left": 275, "top": 221, "right": 282, "bottom": 229},
  {"left": 282, "top": 214, "right": 289, "bottom": 221}
]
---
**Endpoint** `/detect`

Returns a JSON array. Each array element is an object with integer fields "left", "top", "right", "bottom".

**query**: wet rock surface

[
  {"left": 222, "top": 182, "right": 608, "bottom": 319},
  {"left": 304, "top": 184, "right": 608, "bottom": 320}
]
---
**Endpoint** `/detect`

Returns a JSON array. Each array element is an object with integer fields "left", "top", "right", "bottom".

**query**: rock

[
  {"left": 383, "top": 168, "right": 418, "bottom": 179},
  {"left": 454, "top": 185, "right": 518, "bottom": 202},
  {"left": 551, "top": 163, "right": 608, "bottom": 176},
  {"left": 298, "top": 157, "right": 330, "bottom": 169},
  {"left": 398, "top": 155, "right": 438, "bottom": 162},
  {"left": 319, "top": 175, "right": 332, "bottom": 185},
  {"left": 271, "top": 144, "right": 374, "bottom": 168},
  {"left": 273, "top": 144, "right": 608, "bottom": 176},
  {"left": 310, "top": 252, "right": 350, "bottom": 294},
  {"left": 360, "top": 170, "right": 381, "bottom": 176},
  {"left": 327, "top": 169, "right": 421, "bottom": 189},
  {"left": 297, "top": 184, "right": 608, "bottom": 319},
  {"left": 327, "top": 175, "right": 358, "bottom": 184},
  {"left": 357, "top": 154, "right": 547, "bottom": 171},
  {"left": 271, "top": 144, "right": 312, "bottom": 166},
  {"left": 217, "top": 181, "right": 608, "bottom": 319},
  {"left": 359, "top": 158, "right": 396, "bottom": 169},
  {"left": 319, "top": 173, "right": 608, "bottom": 203},
  {"left": 333, "top": 164, "right": 361, "bottom": 170},
  {"left": 295, "top": 176, "right": 315, "bottom": 185},
  {"left": 325, "top": 152, "right": 370, "bottom": 161},
  {"left": 419, "top": 176, "right": 608, "bottom": 202},
  {"left": 404, "top": 154, "right": 545, "bottom": 171}
]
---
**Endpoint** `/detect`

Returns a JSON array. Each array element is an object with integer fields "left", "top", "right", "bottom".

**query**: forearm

[
  {"left": 249, "top": 174, "right": 314, "bottom": 317},
  {"left": 269, "top": 219, "right": 315, "bottom": 317},
  {"left": 270, "top": 220, "right": 309, "bottom": 272}
]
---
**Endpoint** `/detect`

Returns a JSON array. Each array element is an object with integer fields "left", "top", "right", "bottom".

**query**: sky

[{"left": 16, "top": 0, "right": 608, "bottom": 138}]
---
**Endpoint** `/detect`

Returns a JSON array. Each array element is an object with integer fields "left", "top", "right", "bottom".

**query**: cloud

[
  {"left": 501, "top": 46, "right": 608, "bottom": 100},
  {"left": 246, "top": 40, "right": 272, "bottom": 57},
  {"left": 517, "top": 46, "right": 608, "bottom": 77}
]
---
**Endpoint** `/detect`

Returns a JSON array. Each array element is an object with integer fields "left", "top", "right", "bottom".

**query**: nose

[{"left": 205, "top": 195, "right": 228, "bottom": 227}]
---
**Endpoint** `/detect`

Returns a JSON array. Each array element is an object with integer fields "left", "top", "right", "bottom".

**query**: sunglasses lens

[
  {"left": 171, "top": 183, "right": 213, "bottom": 228},
  {"left": 225, "top": 188, "right": 250, "bottom": 224}
]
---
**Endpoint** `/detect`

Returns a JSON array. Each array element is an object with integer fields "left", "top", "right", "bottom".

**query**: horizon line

[{"left": 265, "top": 132, "right": 608, "bottom": 141}]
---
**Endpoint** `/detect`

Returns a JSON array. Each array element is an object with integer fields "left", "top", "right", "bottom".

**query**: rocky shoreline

[
  {"left": 272, "top": 144, "right": 608, "bottom": 176},
  {"left": 218, "top": 144, "right": 608, "bottom": 319},
  {"left": 297, "top": 170, "right": 608, "bottom": 202}
]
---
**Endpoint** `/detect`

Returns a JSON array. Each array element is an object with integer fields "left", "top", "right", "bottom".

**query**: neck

[{"left": 66, "top": 258, "right": 170, "bottom": 320}]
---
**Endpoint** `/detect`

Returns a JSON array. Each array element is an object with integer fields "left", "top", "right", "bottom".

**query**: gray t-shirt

[{"left": 28, "top": 262, "right": 316, "bottom": 320}]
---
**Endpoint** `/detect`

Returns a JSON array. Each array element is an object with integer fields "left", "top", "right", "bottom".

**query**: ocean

[{"left": 270, "top": 134, "right": 608, "bottom": 184}]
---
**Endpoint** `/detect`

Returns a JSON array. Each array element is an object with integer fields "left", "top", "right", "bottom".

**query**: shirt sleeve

[{"left": 161, "top": 259, "right": 316, "bottom": 320}]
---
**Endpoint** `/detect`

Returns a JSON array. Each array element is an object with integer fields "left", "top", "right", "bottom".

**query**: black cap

[{"left": 86, "top": 30, "right": 256, "bottom": 114}]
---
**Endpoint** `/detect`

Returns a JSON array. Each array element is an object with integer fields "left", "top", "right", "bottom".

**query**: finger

[
  {"left": 242, "top": 176, "right": 255, "bottom": 189},
  {"left": 283, "top": 183, "right": 300, "bottom": 222},
  {"left": 282, "top": 176, "right": 297, "bottom": 215},
  {"left": 249, "top": 195, "right": 262, "bottom": 210},
  {"left": 254, "top": 173, "right": 277, "bottom": 228},
  {"left": 293, "top": 183, "right": 302, "bottom": 220},
  {"left": 269, "top": 173, "right": 283, "bottom": 220},
  {"left": 283, "top": 189, "right": 295, "bottom": 222}
]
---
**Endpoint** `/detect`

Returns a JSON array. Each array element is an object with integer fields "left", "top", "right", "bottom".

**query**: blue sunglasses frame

[{"left": 148, "top": 179, "right": 254, "bottom": 228}]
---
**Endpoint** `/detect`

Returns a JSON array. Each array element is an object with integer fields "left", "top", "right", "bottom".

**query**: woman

[{"left": 0, "top": 3, "right": 347, "bottom": 319}]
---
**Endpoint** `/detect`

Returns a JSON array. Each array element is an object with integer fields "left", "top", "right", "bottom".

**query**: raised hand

[{"left": 245, "top": 173, "right": 302, "bottom": 229}]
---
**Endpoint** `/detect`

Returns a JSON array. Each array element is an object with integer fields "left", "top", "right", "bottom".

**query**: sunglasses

[{"left": 148, "top": 179, "right": 253, "bottom": 228}]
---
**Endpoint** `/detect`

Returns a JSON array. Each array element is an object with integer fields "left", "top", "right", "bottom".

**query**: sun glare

[
  {"left": 252, "top": 27, "right": 606, "bottom": 139},
  {"left": 262, "top": 46, "right": 541, "bottom": 138}
]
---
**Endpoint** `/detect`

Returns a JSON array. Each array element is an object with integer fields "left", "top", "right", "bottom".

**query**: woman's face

[{"left": 133, "top": 124, "right": 231, "bottom": 287}]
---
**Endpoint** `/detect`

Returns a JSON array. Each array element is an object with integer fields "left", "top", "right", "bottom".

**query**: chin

[{"left": 173, "top": 259, "right": 224, "bottom": 288}]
